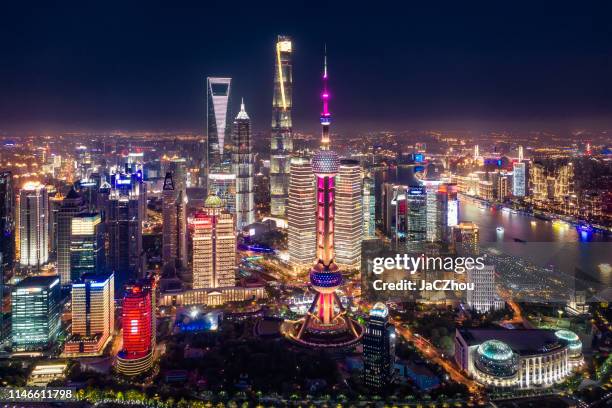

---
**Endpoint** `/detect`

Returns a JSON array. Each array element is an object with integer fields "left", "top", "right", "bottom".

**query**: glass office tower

[
  {"left": 202, "top": 77, "right": 232, "bottom": 187},
  {"left": 270, "top": 35, "right": 293, "bottom": 217},
  {"left": 11, "top": 275, "right": 61, "bottom": 351}
]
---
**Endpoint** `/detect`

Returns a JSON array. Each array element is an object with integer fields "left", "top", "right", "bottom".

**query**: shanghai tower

[{"left": 270, "top": 35, "right": 293, "bottom": 218}]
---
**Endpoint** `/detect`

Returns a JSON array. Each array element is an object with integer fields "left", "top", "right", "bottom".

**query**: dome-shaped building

[
  {"left": 473, "top": 340, "right": 519, "bottom": 386},
  {"left": 555, "top": 330, "right": 583, "bottom": 366}
]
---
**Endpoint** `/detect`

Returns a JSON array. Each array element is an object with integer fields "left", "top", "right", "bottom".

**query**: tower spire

[{"left": 320, "top": 46, "right": 331, "bottom": 150}]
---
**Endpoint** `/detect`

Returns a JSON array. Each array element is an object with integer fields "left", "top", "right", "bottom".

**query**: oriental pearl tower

[{"left": 282, "top": 50, "right": 363, "bottom": 348}]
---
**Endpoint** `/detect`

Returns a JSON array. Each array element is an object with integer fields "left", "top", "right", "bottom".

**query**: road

[{"left": 390, "top": 316, "right": 485, "bottom": 399}]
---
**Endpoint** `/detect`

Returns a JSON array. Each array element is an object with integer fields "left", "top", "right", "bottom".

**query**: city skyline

[{"left": 1, "top": 2, "right": 611, "bottom": 134}]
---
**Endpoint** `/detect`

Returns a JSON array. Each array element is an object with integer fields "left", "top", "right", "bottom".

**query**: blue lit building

[
  {"left": 11, "top": 275, "right": 61, "bottom": 351},
  {"left": 363, "top": 303, "right": 396, "bottom": 390}
]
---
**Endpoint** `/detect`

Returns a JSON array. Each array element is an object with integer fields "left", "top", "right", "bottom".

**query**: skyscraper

[
  {"left": 18, "top": 182, "right": 49, "bottom": 269},
  {"left": 335, "top": 159, "right": 363, "bottom": 269},
  {"left": 362, "top": 175, "right": 376, "bottom": 240},
  {"left": 11, "top": 275, "right": 61, "bottom": 351},
  {"left": 466, "top": 265, "right": 501, "bottom": 313},
  {"left": 57, "top": 188, "right": 86, "bottom": 285},
  {"left": 208, "top": 173, "right": 236, "bottom": 214},
  {"left": 287, "top": 157, "right": 316, "bottom": 272},
  {"left": 363, "top": 303, "right": 396, "bottom": 390},
  {"left": 270, "top": 35, "right": 293, "bottom": 218},
  {"left": 203, "top": 77, "right": 232, "bottom": 186},
  {"left": 64, "top": 272, "right": 114, "bottom": 356},
  {"left": 192, "top": 194, "right": 236, "bottom": 289},
  {"left": 282, "top": 52, "right": 362, "bottom": 348},
  {"left": 162, "top": 172, "right": 187, "bottom": 268},
  {"left": 70, "top": 212, "right": 105, "bottom": 280},
  {"left": 452, "top": 222, "right": 480, "bottom": 256},
  {"left": 0, "top": 171, "right": 15, "bottom": 272},
  {"left": 513, "top": 162, "right": 526, "bottom": 197},
  {"left": 116, "top": 281, "right": 154, "bottom": 376},
  {"left": 406, "top": 183, "right": 427, "bottom": 251},
  {"left": 107, "top": 171, "right": 146, "bottom": 291},
  {"left": 232, "top": 99, "right": 255, "bottom": 230},
  {"left": 435, "top": 183, "right": 458, "bottom": 243}
]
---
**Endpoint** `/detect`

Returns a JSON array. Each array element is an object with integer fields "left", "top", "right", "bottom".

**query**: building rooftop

[
  {"left": 15, "top": 275, "right": 60, "bottom": 288},
  {"left": 458, "top": 328, "right": 564, "bottom": 356}
]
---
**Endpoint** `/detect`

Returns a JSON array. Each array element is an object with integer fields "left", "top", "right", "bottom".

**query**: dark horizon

[{"left": 1, "top": 1, "right": 611, "bottom": 134}]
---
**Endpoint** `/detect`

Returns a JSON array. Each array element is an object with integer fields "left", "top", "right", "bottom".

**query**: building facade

[
  {"left": 335, "top": 159, "right": 363, "bottom": 269},
  {"left": 11, "top": 275, "right": 61, "bottom": 351},
  {"left": 64, "top": 272, "right": 114, "bottom": 356},
  {"left": 203, "top": 77, "right": 232, "bottom": 186},
  {"left": 70, "top": 212, "right": 105, "bottom": 280},
  {"left": 192, "top": 194, "right": 236, "bottom": 289},
  {"left": 19, "top": 182, "right": 49, "bottom": 269},
  {"left": 57, "top": 188, "right": 86, "bottom": 284},
  {"left": 232, "top": 99, "right": 255, "bottom": 230},
  {"left": 287, "top": 157, "right": 316, "bottom": 272},
  {"left": 162, "top": 172, "right": 187, "bottom": 268},
  {"left": 363, "top": 303, "right": 396, "bottom": 389},
  {"left": 270, "top": 35, "right": 293, "bottom": 218}
]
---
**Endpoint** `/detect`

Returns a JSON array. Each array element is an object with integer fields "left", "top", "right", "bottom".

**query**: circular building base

[
  {"left": 281, "top": 318, "right": 363, "bottom": 349},
  {"left": 116, "top": 350, "right": 154, "bottom": 376}
]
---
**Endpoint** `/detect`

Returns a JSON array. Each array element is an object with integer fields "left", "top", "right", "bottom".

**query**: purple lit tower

[{"left": 282, "top": 51, "right": 363, "bottom": 348}]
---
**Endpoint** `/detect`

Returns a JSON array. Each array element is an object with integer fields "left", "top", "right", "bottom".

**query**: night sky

[{"left": 1, "top": 1, "right": 611, "bottom": 134}]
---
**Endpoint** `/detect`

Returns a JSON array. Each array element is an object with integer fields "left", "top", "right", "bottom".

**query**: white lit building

[
  {"left": 19, "top": 182, "right": 49, "bottom": 268},
  {"left": 287, "top": 157, "right": 316, "bottom": 272},
  {"left": 335, "top": 159, "right": 363, "bottom": 269},
  {"left": 192, "top": 194, "right": 236, "bottom": 289}
]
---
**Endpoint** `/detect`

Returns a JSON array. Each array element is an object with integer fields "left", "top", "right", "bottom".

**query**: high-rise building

[
  {"left": 466, "top": 265, "right": 501, "bottom": 313},
  {"left": 18, "top": 182, "right": 49, "bottom": 269},
  {"left": 203, "top": 77, "right": 232, "bottom": 185},
  {"left": 58, "top": 188, "right": 86, "bottom": 284},
  {"left": 192, "top": 194, "right": 236, "bottom": 289},
  {"left": 335, "top": 159, "right": 363, "bottom": 269},
  {"left": 11, "top": 275, "right": 61, "bottom": 351},
  {"left": 116, "top": 280, "right": 154, "bottom": 376},
  {"left": 270, "top": 35, "right": 293, "bottom": 218},
  {"left": 363, "top": 303, "right": 396, "bottom": 390},
  {"left": 232, "top": 99, "right": 255, "bottom": 230},
  {"left": 0, "top": 171, "right": 15, "bottom": 272},
  {"left": 208, "top": 173, "right": 236, "bottom": 214},
  {"left": 406, "top": 184, "right": 427, "bottom": 251},
  {"left": 282, "top": 52, "right": 362, "bottom": 348},
  {"left": 107, "top": 172, "right": 146, "bottom": 291},
  {"left": 452, "top": 222, "right": 480, "bottom": 256},
  {"left": 363, "top": 175, "right": 376, "bottom": 240},
  {"left": 287, "top": 157, "right": 316, "bottom": 272},
  {"left": 70, "top": 212, "right": 105, "bottom": 280},
  {"left": 48, "top": 192, "right": 63, "bottom": 256},
  {"left": 433, "top": 183, "right": 458, "bottom": 243},
  {"left": 64, "top": 272, "right": 114, "bottom": 356},
  {"left": 162, "top": 172, "right": 187, "bottom": 268},
  {"left": 513, "top": 162, "right": 526, "bottom": 197}
]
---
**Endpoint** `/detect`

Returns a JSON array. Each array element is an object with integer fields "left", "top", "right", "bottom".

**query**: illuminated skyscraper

[
  {"left": 513, "top": 162, "right": 526, "bottom": 197},
  {"left": 116, "top": 281, "right": 154, "bottom": 376},
  {"left": 192, "top": 194, "right": 236, "bottom": 289},
  {"left": 162, "top": 172, "right": 187, "bottom": 268},
  {"left": 435, "top": 183, "right": 458, "bottom": 243},
  {"left": 202, "top": 77, "right": 232, "bottom": 186},
  {"left": 282, "top": 52, "right": 362, "bottom": 348},
  {"left": 11, "top": 275, "right": 60, "bottom": 351},
  {"left": 362, "top": 175, "right": 376, "bottom": 240},
  {"left": 335, "top": 159, "right": 363, "bottom": 269},
  {"left": 270, "top": 35, "right": 293, "bottom": 218},
  {"left": 287, "top": 157, "right": 316, "bottom": 271},
  {"left": 363, "top": 303, "right": 396, "bottom": 390},
  {"left": 70, "top": 212, "right": 104, "bottom": 280},
  {"left": 406, "top": 183, "right": 427, "bottom": 251},
  {"left": 452, "top": 222, "right": 480, "bottom": 256},
  {"left": 232, "top": 99, "right": 255, "bottom": 230},
  {"left": 64, "top": 272, "right": 114, "bottom": 356},
  {"left": 19, "top": 182, "right": 49, "bottom": 269},
  {"left": 0, "top": 171, "right": 15, "bottom": 272},
  {"left": 57, "top": 188, "right": 85, "bottom": 284},
  {"left": 466, "top": 265, "right": 501, "bottom": 313},
  {"left": 208, "top": 173, "right": 236, "bottom": 214},
  {"left": 107, "top": 171, "right": 146, "bottom": 291}
]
